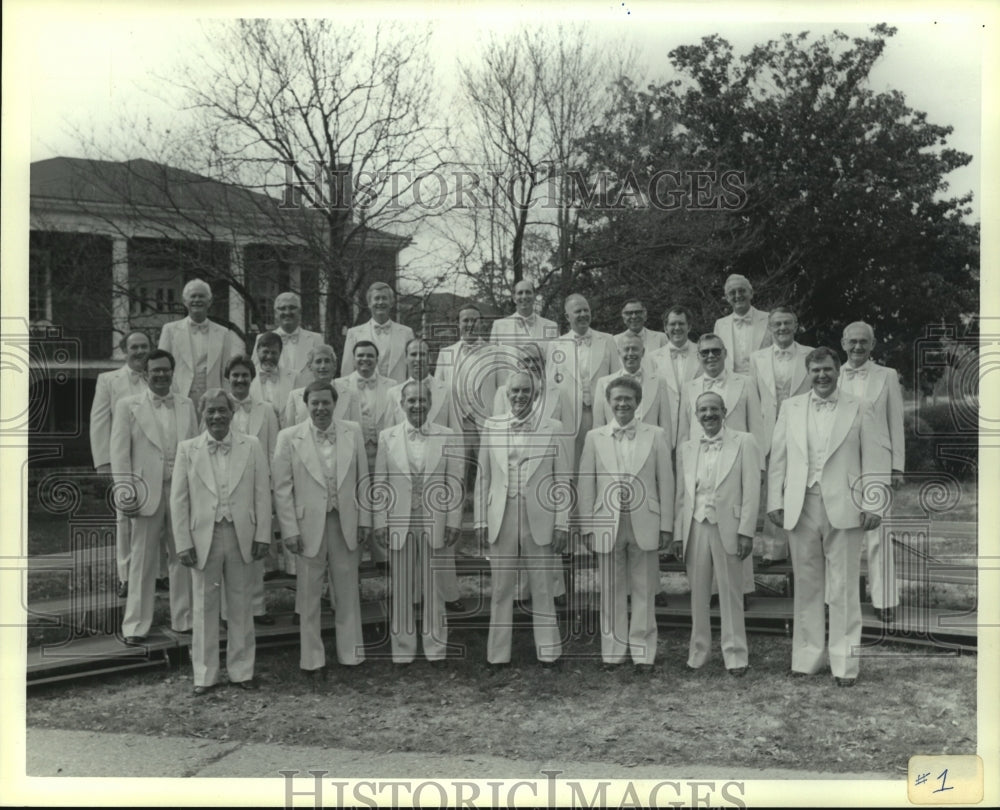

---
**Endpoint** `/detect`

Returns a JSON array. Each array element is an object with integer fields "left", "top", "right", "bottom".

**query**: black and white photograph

[{"left": 2, "top": 0, "right": 996, "bottom": 806}]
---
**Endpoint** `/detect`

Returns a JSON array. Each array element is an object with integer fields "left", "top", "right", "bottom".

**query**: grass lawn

[{"left": 26, "top": 622, "right": 976, "bottom": 775}]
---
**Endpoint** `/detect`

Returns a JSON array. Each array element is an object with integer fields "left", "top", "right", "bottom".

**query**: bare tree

[{"left": 453, "top": 24, "right": 636, "bottom": 310}]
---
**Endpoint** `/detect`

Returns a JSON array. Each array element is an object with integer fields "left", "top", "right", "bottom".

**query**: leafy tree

[{"left": 572, "top": 25, "right": 978, "bottom": 381}]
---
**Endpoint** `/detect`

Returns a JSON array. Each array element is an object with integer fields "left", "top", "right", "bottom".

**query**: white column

[
  {"left": 229, "top": 241, "right": 246, "bottom": 334},
  {"left": 111, "top": 238, "right": 129, "bottom": 360}
]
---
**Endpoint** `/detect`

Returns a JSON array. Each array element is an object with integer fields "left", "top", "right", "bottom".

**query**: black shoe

[
  {"left": 254, "top": 615, "right": 275, "bottom": 626},
  {"left": 123, "top": 635, "right": 146, "bottom": 647},
  {"left": 173, "top": 628, "right": 192, "bottom": 635},
  {"left": 633, "top": 663, "right": 654, "bottom": 674},
  {"left": 834, "top": 676, "right": 856, "bottom": 688},
  {"left": 553, "top": 594, "right": 567, "bottom": 607},
  {"left": 728, "top": 666, "right": 749, "bottom": 678},
  {"left": 875, "top": 607, "right": 896, "bottom": 624},
  {"left": 262, "top": 571, "right": 283, "bottom": 582},
  {"left": 292, "top": 613, "right": 300, "bottom": 625},
  {"left": 427, "top": 659, "right": 448, "bottom": 670},
  {"left": 487, "top": 662, "right": 511, "bottom": 674},
  {"left": 539, "top": 659, "right": 561, "bottom": 670},
  {"left": 709, "top": 594, "right": 720, "bottom": 608},
  {"left": 685, "top": 664, "right": 700, "bottom": 672},
  {"left": 654, "top": 593, "right": 669, "bottom": 608},
  {"left": 788, "top": 670, "right": 811, "bottom": 678},
  {"left": 117, "top": 581, "right": 129, "bottom": 599},
  {"left": 602, "top": 662, "right": 624, "bottom": 671},
  {"left": 743, "top": 595, "right": 751, "bottom": 611},
  {"left": 192, "top": 684, "right": 217, "bottom": 696},
  {"left": 155, "top": 577, "right": 169, "bottom": 593},
  {"left": 445, "top": 599, "right": 465, "bottom": 613},
  {"left": 232, "top": 679, "right": 259, "bottom": 691},
  {"left": 373, "top": 561, "right": 389, "bottom": 574}
]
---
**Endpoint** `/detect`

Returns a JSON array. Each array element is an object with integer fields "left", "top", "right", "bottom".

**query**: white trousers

[{"left": 191, "top": 520, "right": 255, "bottom": 686}]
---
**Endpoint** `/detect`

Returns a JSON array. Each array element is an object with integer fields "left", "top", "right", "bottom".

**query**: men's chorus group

[{"left": 90, "top": 274, "right": 903, "bottom": 694}]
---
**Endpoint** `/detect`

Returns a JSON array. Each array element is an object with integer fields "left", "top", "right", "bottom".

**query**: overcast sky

[{"left": 10, "top": 1, "right": 992, "bottom": 286}]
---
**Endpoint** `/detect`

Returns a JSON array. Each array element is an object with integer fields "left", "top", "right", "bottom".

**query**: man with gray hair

[
  {"left": 172, "top": 388, "right": 272, "bottom": 694},
  {"left": 341, "top": 281, "right": 414, "bottom": 383},
  {"left": 252, "top": 291, "right": 324, "bottom": 388},
  {"left": 158, "top": 278, "right": 245, "bottom": 408},
  {"left": 839, "top": 321, "right": 904, "bottom": 623},
  {"left": 712, "top": 273, "right": 771, "bottom": 375}
]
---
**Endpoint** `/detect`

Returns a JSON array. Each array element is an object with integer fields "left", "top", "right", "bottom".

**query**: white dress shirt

[
  {"left": 806, "top": 392, "right": 838, "bottom": 487},
  {"left": 693, "top": 431, "right": 724, "bottom": 524},
  {"left": 207, "top": 432, "right": 235, "bottom": 522}
]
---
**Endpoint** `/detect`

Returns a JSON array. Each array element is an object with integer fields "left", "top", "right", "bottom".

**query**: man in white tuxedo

[
  {"left": 839, "top": 321, "right": 905, "bottom": 623},
  {"left": 488, "top": 280, "right": 560, "bottom": 392},
  {"left": 578, "top": 377, "right": 674, "bottom": 668},
  {"left": 172, "top": 390, "right": 272, "bottom": 695},
  {"left": 678, "top": 334, "right": 761, "bottom": 599},
  {"left": 341, "top": 282, "right": 414, "bottom": 383},
  {"left": 337, "top": 340, "right": 397, "bottom": 569},
  {"left": 492, "top": 343, "right": 570, "bottom": 604},
  {"left": 387, "top": 338, "right": 463, "bottom": 609},
  {"left": 594, "top": 334, "right": 671, "bottom": 430},
  {"left": 158, "top": 278, "right": 245, "bottom": 408},
  {"left": 90, "top": 329, "right": 151, "bottom": 597},
  {"left": 110, "top": 349, "right": 197, "bottom": 644},
  {"left": 614, "top": 299, "right": 668, "bottom": 355},
  {"left": 252, "top": 292, "right": 325, "bottom": 388},
  {"left": 436, "top": 305, "right": 496, "bottom": 497},
  {"left": 224, "top": 355, "right": 279, "bottom": 624},
  {"left": 282, "top": 344, "right": 351, "bottom": 429},
  {"left": 388, "top": 339, "right": 452, "bottom": 428},
  {"left": 250, "top": 331, "right": 297, "bottom": 419},
  {"left": 673, "top": 392, "right": 760, "bottom": 675},
  {"left": 768, "top": 347, "right": 888, "bottom": 686},
  {"left": 749, "top": 307, "right": 813, "bottom": 565},
  {"left": 548, "top": 294, "right": 617, "bottom": 463},
  {"left": 272, "top": 381, "right": 372, "bottom": 676},
  {"left": 374, "top": 381, "right": 464, "bottom": 663},
  {"left": 648, "top": 306, "right": 701, "bottom": 449},
  {"left": 475, "top": 371, "right": 572, "bottom": 666},
  {"left": 713, "top": 273, "right": 771, "bottom": 374}
]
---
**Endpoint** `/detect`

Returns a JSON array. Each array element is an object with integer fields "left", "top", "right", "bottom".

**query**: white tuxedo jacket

[
  {"left": 593, "top": 369, "right": 672, "bottom": 431},
  {"left": 158, "top": 317, "right": 244, "bottom": 399},
  {"left": 678, "top": 373, "right": 764, "bottom": 458},
  {"left": 434, "top": 339, "right": 497, "bottom": 429},
  {"left": 335, "top": 372, "right": 397, "bottom": 439},
  {"left": 110, "top": 392, "right": 197, "bottom": 516},
  {"left": 249, "top": 363, "right": 298, "bottom": 420},
  {"left": 674, "top": 429, "right": 761, "bottom": 555},
  {"left": 713, "top": 307, "right": 772, "bottom": 373},
  {"left": 749, "top": 343, "right": 813, "bottom": 455},
  {"left": 648, "top": 340, "right": 701, "bottom": 448},
  {"left": 90, "top": 365, "right": 148, "bottom": 469},
  {"left": 253, "top": 328, "right": 325, "bottom": 388},
  {"left": 547, "top": 330, "right": 618, "bottom": 433},
  {"left": 341, "top": 320, "right": 415, "bottom": 383},
  {"left": 489, "top": 313, "right": 560, "bottom": 390},
  {"left": 839, "top": 361, "right": 905, "bottom": 472},
  {"left": 474, "top": 415, "right": 572, "bottom": 545},
  {"left": 271, "top": 419, "right": 372, "bottom": 557},
  {"left": 170, "top": 431, "right": 272, "bottom": 568},
  {"left": 387, "top": 376, "right": 452, "bottom": 428},
  {"left": 373, "top": 422, "right": 464, "bottom": 549},
  {"left": 226, "top": 398, "right": 279, "bottom": 463},
  {"left": 767, "top": 391, "right": 890, "bottom": 530},
  {"left": 577, "top": 421, "right": 674, "bottom": 553}
]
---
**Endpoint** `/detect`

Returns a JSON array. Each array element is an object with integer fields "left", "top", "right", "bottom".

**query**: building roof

[{"left": 30, "top": 157, "right": 410, "bottom": 248}]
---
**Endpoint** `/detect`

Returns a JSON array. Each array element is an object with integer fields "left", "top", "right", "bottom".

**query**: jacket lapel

[
  {"left": 206, "top": 323, "right": 223, "bottom": 376},
  {"left": 295, "top": 423, "right": 326, "bottom": 488},
  {"left": 425, "top": 428, "right": 445, "bottom": 475},
  {"left": 595, "top": 426, "right": 619, "bottom": 478},
  {"left": 864, "top": 364, "right": 886, "bottom": 403},
  {"left": 335, "top": 419, "right": 355, "bottom": 489},
  {"left": 427, "top": 379, "right": 445, "bottom": 423},
  {"left": 752, "top": 309, "right": 769, "bottom": 351},
  {"left": 228, "top": 433, "right": 251, "bottom": 494},
  {"left": 715, "top": 430, "right": 740, "bottom": 484},
  {"left": 826, "top": 396, "right": 859, "bottom": 457},
  {"left": 135, "top": 399, "right": 164, "bottom": 451},
  {"left": 683, "top": 440, "right": 698, "bottom": 500},
  {"left": 193, "top": 434, "right": 217, "bottom": 495},
  {"left": 390, "top": 425, "right": 410, "bottom": 477},
  {"left": 723, "top": 374, "right": 743, "bottom": 414},
  {"left": 631, "top": 423, "right": 655, "bottom": 474},
  {"left": 790, "top": 345, "right": 808, "bottom": 393},
  {"left": 637, "top": 373, "right": 654, "bottom": 420},
  {"left": 247, "top": 402, "right": 264, "bottom": 437},
  {"left": 758, "top": 351, "right": 776, "bottom": 394},
  {"left": 789, "top": 395, "right": 808, "bottom": 455}
]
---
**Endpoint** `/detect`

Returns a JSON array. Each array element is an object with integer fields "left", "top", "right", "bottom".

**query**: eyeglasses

[
  {"left": 699, "top": 348, "right": 723, "bottom": 357},
  {"left": 623, "top": 310, "right": 645, "bottom": 317}
]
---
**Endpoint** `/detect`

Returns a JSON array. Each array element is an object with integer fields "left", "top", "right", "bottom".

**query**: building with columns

[{"left": 28, "top": 156, "right": 407, "bottom": 462}]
